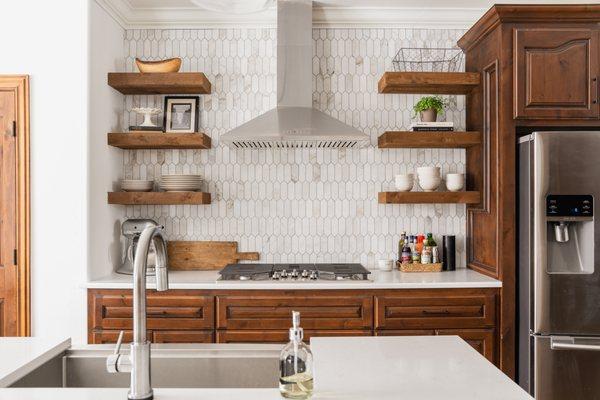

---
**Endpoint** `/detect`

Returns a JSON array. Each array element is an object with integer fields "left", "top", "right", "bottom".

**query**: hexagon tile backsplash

[{"left": 121, "top": 28, "right": 467, "bottom": 269}]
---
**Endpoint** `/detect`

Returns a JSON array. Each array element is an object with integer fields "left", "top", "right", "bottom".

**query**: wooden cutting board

[{"left": 167, "top": 241, "right": 259, "bottom": 270}]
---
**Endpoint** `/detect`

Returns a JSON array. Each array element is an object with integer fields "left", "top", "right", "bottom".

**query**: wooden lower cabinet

[
  {"left": 153, "top": 330, "right": 213, "bottom": 343},
  {"left": 216, "top": 330, "right": 372, "bottom": 343},
  {"left": 375, "top": 328, "right": 495, "bottom": 362},
  {"left": 88, "top": 288, "right": 499, "bottom": 365}
]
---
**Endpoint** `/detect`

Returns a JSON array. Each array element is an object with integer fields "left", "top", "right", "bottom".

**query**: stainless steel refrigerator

[{"left": 519, "top": 131, "right": 600, "bottom": 399}]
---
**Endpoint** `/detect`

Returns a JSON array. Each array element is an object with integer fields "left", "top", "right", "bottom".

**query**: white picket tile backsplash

[{"left": 121, "top": 27, "right": 467, "bottom": 268}]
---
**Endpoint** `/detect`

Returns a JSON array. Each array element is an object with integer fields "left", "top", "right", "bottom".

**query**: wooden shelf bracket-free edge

[
  {"left": 378, "top": 191, "right": 481, "bottom": 204},
  {"left": 107, "top": 72, "right": 211, "bottom": 95},
  {"left": 108, "top": 132, "right": 211, "bottom": 149},
  {"left": 378, "top": 72, "right": 480, "bottom": 94},
  {"left": 108, "top": 191, "right": 211, "bottom": 205},
  {"left": 378, "top": 131, "right": 481, "bottom": 148}
]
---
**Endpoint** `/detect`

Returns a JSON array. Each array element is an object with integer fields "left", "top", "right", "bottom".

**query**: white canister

[{"left": 378, "top": 259, "right": 394, "bottom": 271}]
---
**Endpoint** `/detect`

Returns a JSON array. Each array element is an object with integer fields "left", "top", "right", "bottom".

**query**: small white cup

[
  {"left": 395, "top": 174, "right": 414, "bottom": 192},
  {"left": 378, "top": 259, "right": 394, "bottom": 271},
  {"left": 446, "top": 173, "right": 465, "bottom": 192}
]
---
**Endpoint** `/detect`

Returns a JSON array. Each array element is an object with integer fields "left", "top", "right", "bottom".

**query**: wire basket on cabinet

[{"left": 392, "top": 47, "right": 465, "bottom": 72}]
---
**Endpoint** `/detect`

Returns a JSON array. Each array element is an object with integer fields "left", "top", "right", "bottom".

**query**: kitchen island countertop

[
  {"left": 0, "top": 336, "right": 531, "bottom": 399},
  {"left": 85, "top": 268, "right": 501, "bottom": 290}
]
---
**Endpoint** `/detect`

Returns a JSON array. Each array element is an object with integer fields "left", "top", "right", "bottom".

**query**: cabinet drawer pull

[
  {"left": 422, "top": 309, "right": 450, "bottom": 315},
  {"left": 593, "top": 77, "right": 598, "bottom": 104}
]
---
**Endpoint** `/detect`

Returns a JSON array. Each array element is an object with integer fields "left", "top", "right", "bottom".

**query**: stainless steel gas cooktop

[{"left": 218, "top": 263, "right": 371, "bottom": 281}]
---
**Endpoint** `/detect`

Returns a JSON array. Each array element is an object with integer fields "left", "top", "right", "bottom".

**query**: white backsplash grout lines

[{"left": 121, "top": 28, "right": 467, "bottom": 268}]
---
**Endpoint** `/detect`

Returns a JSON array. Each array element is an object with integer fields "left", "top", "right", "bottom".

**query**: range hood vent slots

[{"left": 220, "top": 0, "right": 370, "bottom": 149}]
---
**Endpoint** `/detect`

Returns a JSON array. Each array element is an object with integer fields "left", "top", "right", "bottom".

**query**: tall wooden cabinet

[{"left": 458, "top": 5, "right": 600, "bottom": 378}]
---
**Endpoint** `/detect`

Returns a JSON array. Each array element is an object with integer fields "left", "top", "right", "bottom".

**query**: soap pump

[{"left": 279, "top": 311, "right": 314, "bottom": 399}]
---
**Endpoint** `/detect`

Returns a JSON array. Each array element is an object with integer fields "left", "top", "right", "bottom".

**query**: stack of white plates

[
  {"left": 160, "top": 174, "right": 202, "bottom": 192},
  {"left": 121, "top": 180, "right": 154, "bottom": 192}
]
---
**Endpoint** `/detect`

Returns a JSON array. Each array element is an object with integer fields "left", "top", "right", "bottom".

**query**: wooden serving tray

[{"left": 397, "top": 262, "right": 443, "bottom": 273}]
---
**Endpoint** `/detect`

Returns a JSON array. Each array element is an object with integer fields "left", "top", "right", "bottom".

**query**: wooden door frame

[{"left": 0, "top": 75, "right": 30, "bottom": 336}]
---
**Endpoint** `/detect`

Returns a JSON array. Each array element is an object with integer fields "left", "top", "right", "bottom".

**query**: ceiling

[{"left": 96, "top": 0, "right": 598, "bottom": 29}]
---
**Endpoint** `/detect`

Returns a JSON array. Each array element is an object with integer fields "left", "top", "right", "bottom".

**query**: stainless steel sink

[{"left": 10, "top": 344, "right": 280, "bottom": 389}]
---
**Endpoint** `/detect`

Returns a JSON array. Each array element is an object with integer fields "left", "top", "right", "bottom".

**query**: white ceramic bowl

[
  {"left": 418, "top": 175, "right": 442, "bottom": 192},
  {"left": 395, "top": 174, "right": 414, "bottom": 192},
  {"left": 446, "top": 173, "right": 465, "bottom": 192},
  {"left": 417, "top": 166, "right": 441, "bottom": 176}
]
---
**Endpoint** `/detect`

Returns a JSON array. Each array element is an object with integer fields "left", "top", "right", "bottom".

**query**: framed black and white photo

[{"left": 163, "top": 96, "right": 199, "bottom": 133}]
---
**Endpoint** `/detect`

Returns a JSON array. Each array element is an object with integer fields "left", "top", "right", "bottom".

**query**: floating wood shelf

[
  {"left": 378, "top": 191, "right": 480, "bottom": 204},
  {"left": 108, "top": 132, "right": 211, "bottom": 149},
  {"left": 378, "top": 72, "right": 480, "bottom": 94},
  {"left": 107, "top": 72, "right": 211, "bottom": 95},
  {"left": 108, "top": 191, "right": 211, "bottom": 205},
  {"left": 378, "top": 131, "right": 481, "bottom": 148}
]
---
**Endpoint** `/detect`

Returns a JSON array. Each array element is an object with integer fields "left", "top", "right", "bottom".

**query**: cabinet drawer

[
  {"left": 375, "top": 290, "right": 496, "bottom": 330},
  {"left": 88, "top": 289, "right": 215, "bottom": 331},
  {"left": 216, "top": 329, "right": 372, "bottom": 343},
  {"left": 216, "top": 295, "right": 373, "bottom": 330},
  {"left": 153, "top": 330, "right": 214, "bottom": 343}
]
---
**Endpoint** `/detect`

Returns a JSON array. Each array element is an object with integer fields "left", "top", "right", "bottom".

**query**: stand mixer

[{"left": 117, "top": 219, "right": 163, "bottom": 275}]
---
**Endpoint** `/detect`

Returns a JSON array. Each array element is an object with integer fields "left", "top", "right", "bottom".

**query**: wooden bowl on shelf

[{"left": 135, "top": 57, "right": 182, "bottom": 73}]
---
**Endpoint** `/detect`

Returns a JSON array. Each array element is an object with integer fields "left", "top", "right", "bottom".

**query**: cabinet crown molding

[
  {"left": 95, "top": 0, "right": 487, "bottom": 29},
  {"left": 459, "top": 4, "right": 600, "bottom": 51}
]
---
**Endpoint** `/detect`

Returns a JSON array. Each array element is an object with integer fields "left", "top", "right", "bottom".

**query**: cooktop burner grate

[{"left": 218, "top": 263, "right": 371, "bottom": 281}]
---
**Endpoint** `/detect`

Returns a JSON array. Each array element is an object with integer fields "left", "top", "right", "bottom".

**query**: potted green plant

[{"left": 413, "top": 96, "right": 447, "bottom": 122}]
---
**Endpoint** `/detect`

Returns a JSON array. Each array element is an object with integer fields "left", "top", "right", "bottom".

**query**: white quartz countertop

[
  {"left": 85, "top": 268, "right": 501, "bottom": 289},
  {"left": 311, "top": 336, "right": 532, "bottom": 400},
  {"left": 0, "top": 337, "right": 71, "bottom": 387},
  {"left": 0, "top": 336, "right": 530, "bottom": 400}
]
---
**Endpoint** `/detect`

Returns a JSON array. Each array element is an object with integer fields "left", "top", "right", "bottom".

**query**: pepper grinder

[{"left": 442, "top": 235, "right": 456, "bottom": 271}]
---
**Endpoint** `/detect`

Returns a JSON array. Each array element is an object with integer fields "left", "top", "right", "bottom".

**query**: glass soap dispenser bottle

[{"left": 279, "top": 311, "right": 314, "bottom": 399}]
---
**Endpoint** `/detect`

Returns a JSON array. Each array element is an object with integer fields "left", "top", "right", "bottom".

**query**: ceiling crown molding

[{"left": 94, "top": 0, "right": 485, "bottom": 30}]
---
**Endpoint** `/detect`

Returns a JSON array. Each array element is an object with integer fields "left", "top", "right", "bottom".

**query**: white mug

[{"left": 378, "top": 259, "right": 394, "bottom": 271}]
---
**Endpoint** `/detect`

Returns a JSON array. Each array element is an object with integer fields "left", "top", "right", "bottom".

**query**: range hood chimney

[{"left": 220, "top": 0, "right": 370, "bottom": 149}]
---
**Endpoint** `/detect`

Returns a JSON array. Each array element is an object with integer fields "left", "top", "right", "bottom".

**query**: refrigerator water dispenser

[{"left": 546, "top": 195, "right": 594, "bottom": 274}]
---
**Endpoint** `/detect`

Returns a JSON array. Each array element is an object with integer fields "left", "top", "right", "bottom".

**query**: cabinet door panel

[
  {"left": 216, "top": 295, "right": 373, "bottom": 330},
  {"left": 90, "top": 330, "right": 153, "bottom": 344},
  {"left": 514, "top": 28, "right": 599, "bottom": 119},
  {"left": 375, "top": 290, "right": 496, "bottom": 330},
  {"left": 216, "top": 329, "right": 372, "bottom": 343},
  {"left": 153, "top": 330, "right": 214, "bottom": 343},
  {"left": 436, "top": 329, "right": 495, "bottom": 363},
  {"left": 374, "top": 329, "right": 495, "bottom": 363}
]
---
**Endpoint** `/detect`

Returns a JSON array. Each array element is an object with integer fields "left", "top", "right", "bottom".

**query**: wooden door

[
  {"left": 514, "top": 27, "right": 599, "bottom": 119},
  {"left": 0, "top": 89, "right": 17, "bottom": 336},
  {"left": 0, "top": 76, "right": 29, "bottom": 336}
]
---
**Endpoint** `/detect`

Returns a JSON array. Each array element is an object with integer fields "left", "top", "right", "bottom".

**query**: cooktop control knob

[
  {"left": 291, "top": 269, "right": 299, "bottom": 278},
  {"left": 301, "top": 269, "right": 309, "bottom": 278},
  {"left": 309, "top": 271, "right": 318, "bottom": 280},
  {"left": 272, "top": 271, "right": 280, "bottom": 280},
  {"left": 280, "top": 270, "right": 288, "bottom": 279}
]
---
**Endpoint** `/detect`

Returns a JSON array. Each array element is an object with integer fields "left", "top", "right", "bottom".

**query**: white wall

[
  {"left": 88, "top": 1, "right": 126, "bottom": 281},
  {"left": 0, "top": 1, "right": 89, "bottom": 342}
]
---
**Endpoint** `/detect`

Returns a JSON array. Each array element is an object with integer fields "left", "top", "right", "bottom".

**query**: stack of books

[{"left": 410, "top": 122, "right": 454, "bottom": 132}]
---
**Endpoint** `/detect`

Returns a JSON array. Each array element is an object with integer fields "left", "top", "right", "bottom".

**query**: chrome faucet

[{"left": 107, "top": 224, "right": 169, "bottom": 400}]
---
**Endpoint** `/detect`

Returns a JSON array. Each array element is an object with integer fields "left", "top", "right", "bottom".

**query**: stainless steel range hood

[{"left": 220, "top": 0, "right": 370, "bottom": 149}]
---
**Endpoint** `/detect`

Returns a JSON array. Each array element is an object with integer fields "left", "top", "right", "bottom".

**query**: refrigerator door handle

[{"left": 551, "top": 336, "right": 600, "bottom": 351}]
